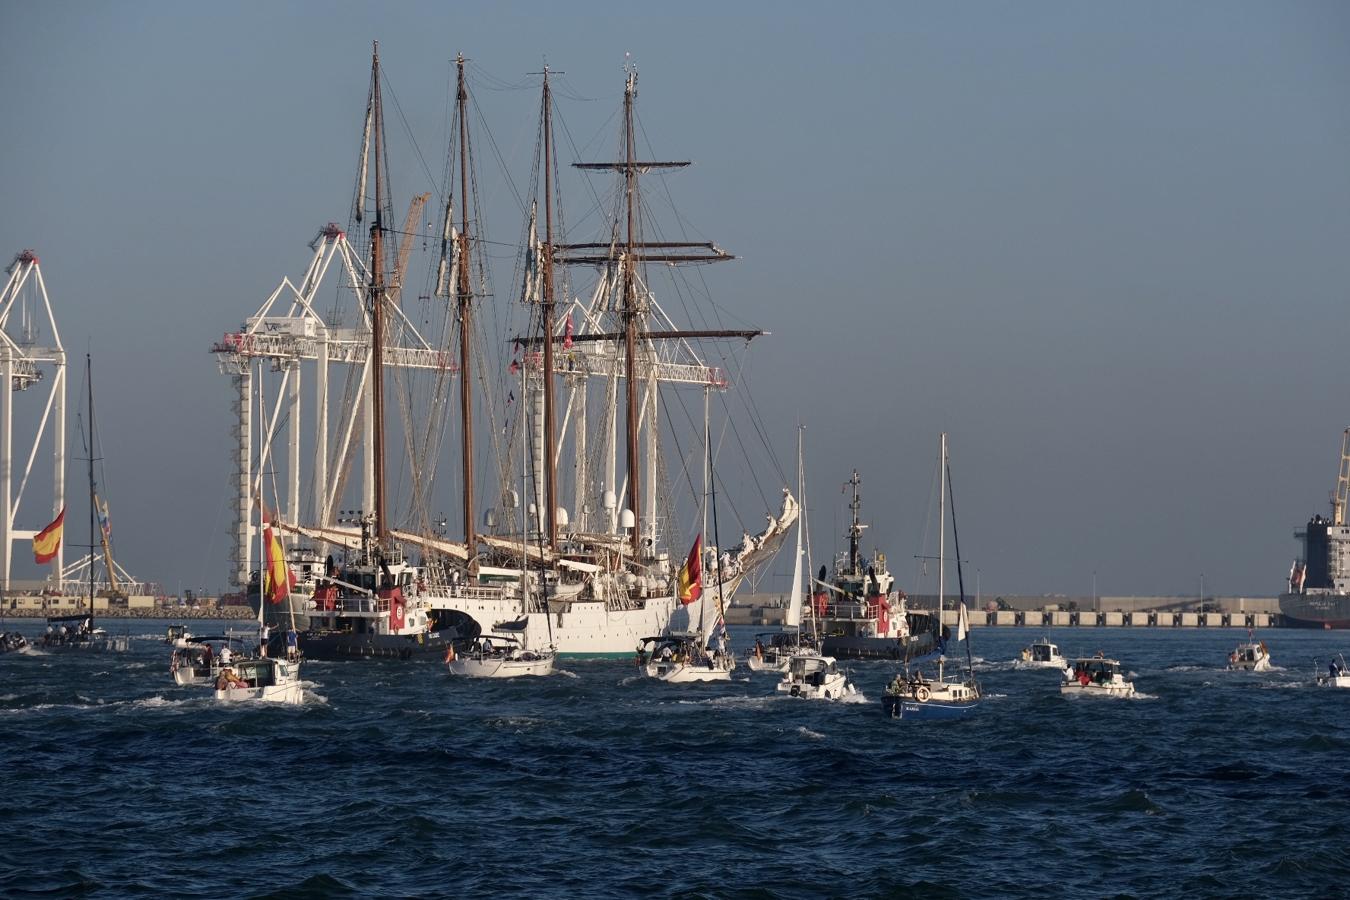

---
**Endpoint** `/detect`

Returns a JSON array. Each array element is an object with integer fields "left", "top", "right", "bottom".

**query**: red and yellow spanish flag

[
  {"left": 677, "top": 535, "right": 703, "bottom": 605},
  {"left": 263, "top": 525, "right": 296, "bottom": 604},
  {"left": 32, "top": 508, "right": 65, "bottom": 564}
]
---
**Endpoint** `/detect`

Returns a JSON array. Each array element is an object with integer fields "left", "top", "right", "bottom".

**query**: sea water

[{"left": 1, "top": 621, "right": 1347, "bottom": 897}]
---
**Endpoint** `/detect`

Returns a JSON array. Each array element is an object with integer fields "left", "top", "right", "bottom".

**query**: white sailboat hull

[
  {"left": 448, "top": 652, "right": 556, "bottom": 678},
  {"left": 644, "top": 659, "right": 734, "bottom": 682}
]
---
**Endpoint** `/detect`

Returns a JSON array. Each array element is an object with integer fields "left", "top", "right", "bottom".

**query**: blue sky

[{"left": 1, "top": 1, "right": 1348, "bottom": 598}]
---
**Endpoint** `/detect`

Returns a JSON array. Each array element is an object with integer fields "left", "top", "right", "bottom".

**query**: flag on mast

[
  {"left": 677, "top": 536, "right": 703, "bottom": 605},
  {"left": 263, "top": 525, "right": 296, "bottom": 604},
  {"left": 32, "top": 508, "right": 65, "bottom": 564}
]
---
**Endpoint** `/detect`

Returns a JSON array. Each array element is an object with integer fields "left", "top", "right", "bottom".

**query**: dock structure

[{"left": 728, "top": 594, "right": 1281, "bottom": 629}]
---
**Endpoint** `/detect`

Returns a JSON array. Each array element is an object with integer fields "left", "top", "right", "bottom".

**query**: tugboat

[{"left": 814, "top": 472, "right": 934, "bottom": 661}]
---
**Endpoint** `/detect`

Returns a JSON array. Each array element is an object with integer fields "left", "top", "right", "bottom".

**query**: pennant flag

[
  {"left": 507, "top": 390, "right": 515, "bottom": 406},
  {"left": 563, "top": 313, "right": 574, "bottom": 350},
  {"left": 96, "top": 496, "right": 111, "bottom": 541},
  {"left": 677, "top": 536, "right": 703, "bottom": 605},
  {"left": 32, "top": 508, "right": 65, "bottom": 564},
  {"left": 263, "top": 525, "right": 296, "bottom": 604},
  {"left": 509, "top": 359, "right": 520, "bottom": 375},
  {"left": 956, "top": 601, "right": 970, "bottom": 642}
]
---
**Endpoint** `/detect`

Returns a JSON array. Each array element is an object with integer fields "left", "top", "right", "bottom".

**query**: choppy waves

[{"left": 1, "top": 621, "right": 1348, "bottom": 897}]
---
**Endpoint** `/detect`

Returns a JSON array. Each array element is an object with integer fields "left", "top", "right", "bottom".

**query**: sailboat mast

[
  {"left": 86, "top": 354, "right": 94, "bottom": 617},
  {"left": 938, "top": 433, "right": 946, "bottom": 634},
  {"left": 456, "top": 54, "right": 477, "bottom": 552},
  {"left": 368, "top": 42, "right": 389, "bottom": 547},
  {"left": 540, "top": 68, "right": 559, "bottom": 551},
  {"left": 621, "top": 70, "right": 642, "bottom": 557}
]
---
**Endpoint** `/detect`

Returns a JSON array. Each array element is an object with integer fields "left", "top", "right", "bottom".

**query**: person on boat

[
  {"left": 285, "top": 627, "right": 298, "bottom": 661},
  {"left": 215, "top": 667, "right": 246, "bottom": 690},
  {"left": 201, "top": 644, "right": 213, "bottom": 668},
  {"left": 1331, "top": 658, "right": 1344, "bottom": 678},
  {"left": 1063, "top": 663, "right": 1075, "bottom": 682},
  {"left": 220, "top": 645, "right": 233, "bottom": 665},
  {"left": 259, "top": 624, "right": 270, "bottom": 658},
  {"left": 1078, "top": 669, "right": 1091, "bottom": 687}
]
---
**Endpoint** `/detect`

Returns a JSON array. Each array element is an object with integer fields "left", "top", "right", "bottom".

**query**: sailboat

[
  {"left": 882, "top": 433, "right": 981, "bottom": 720},
  {"left": 42, "top": 355, "right": 128, "bottom": 653},
  {"left": 446, "top": 335, "right": 558, "bottom": 679},
  {"left": 216, "top": 363, "right": 303, "bottom": 705},
  {"left": 640, "top": 422, "right": 735, "bottom": 683},
  {"left": 252, "top": 45, "right": 476, "bottom": 661},
  {"left": 415, "top": 64, "right": 795, "bottom": 657},
  {"left": 748, "top": 426, "right": 818, "bottom": 673}
]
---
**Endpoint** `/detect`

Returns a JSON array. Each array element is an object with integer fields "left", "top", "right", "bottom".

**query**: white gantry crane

[
  {"left": 0, "top": 249, "right": 66, "bottom": 593},
  {"left": 211, "top": 218, "right": 450, "bottom": 588}
]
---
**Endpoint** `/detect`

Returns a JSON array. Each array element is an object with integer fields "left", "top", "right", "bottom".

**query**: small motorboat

[
  {"left": 1227, "top": 640, "right": 1271, "bottom": 672},
  {"left": 882, "top": 657, "right": 981, "bottom": 720},
  {"left": 0, "top": 631, "right": 29, "bottom": 653},
  {"left": 1315, "top": 654, "right": 1350, "bottom": 688},
  {"left": 214, "top": 657, "right": 304, "bottom": 705},
  {"left": 447, "top": 635, "right": 556, "bottom": 678},
  {"left": 1060, "top": 654, "right": 1135, "bottom": 698},
  {"left": 1017, "top": 637, "right": 1065, "bottom": 669},
  {"left": 638, "top": 634, "right": 735, "bottom": 683},
  {"left": 776, "top": 652, "right": 856, "bottom": 700}
]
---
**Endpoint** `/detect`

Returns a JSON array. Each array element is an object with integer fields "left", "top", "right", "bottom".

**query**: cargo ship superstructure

[{"left": 1280, "top": 428, "right": 1350, "bottom": 628}]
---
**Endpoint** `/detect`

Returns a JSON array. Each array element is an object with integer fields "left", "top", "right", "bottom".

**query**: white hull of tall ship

[{"left": 428, "top": 493, "right": 797, "bottom": 658}]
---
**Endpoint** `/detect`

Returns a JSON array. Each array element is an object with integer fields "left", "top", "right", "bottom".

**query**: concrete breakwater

[{"left": 729, "top": 593, "right": 1282, "bottom": 629}]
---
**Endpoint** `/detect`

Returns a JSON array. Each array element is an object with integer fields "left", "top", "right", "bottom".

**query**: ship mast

[
  {"left": 540, "top": 68, "right": 559, "bottom": 551},
  {"left": 368, "top": 42, "right": 390, "bottom": 548},
  {"left": 847, "top": 470, "right": 862, "bottom": 574},
  {"left": 455, "top": 54, "right": 477, "bottom": 553},
  {"left": 561, "top": 68, "right": 747, "bottom": 558}
]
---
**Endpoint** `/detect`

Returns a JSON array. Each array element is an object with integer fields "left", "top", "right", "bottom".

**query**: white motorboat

[
  {"left": 1315, "top": 654, "right": 1350, "bottom": 688},
  {"left": 1227, "top": 639, "right": 1271, "bottom": 672},
  {"left": 1017, "top": 637, "right": 1065, "bottom": 669},
  {"left": 447, "top": 635, "right": 556, "bottom": 678},
  {"left": 639, "top": 635, "right": 735, "bottom": 683},
  {"left": 776, "top": 653, "right": 856, "bottom": 700},
  {"left": 1060, "top": 654, "right": 1135, "bottom": 698},
  {"left": 213, "top": 657, "right": 304, "bottom": 705}
]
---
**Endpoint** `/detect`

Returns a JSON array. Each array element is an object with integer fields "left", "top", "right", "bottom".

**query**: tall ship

[
  {"left": 1280, "top": 428, "right": 1350, "bottom": 628},
  {"left": 812, "top": 471, "right": 934, "bottom": 660},
  {"left": 226, "top": 52, "right": 793, "bottom": 657}
]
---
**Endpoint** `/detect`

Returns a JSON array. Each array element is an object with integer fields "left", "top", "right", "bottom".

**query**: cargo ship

[{"left": 1280, "top": 429, "right": 1350, "bottom": 628}]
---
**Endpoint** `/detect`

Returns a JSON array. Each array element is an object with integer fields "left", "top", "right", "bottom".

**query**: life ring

[
  {"left": 790, "top": 685, "right": 800, "bottom": 697},
  {"left": 915, "top": 685, "right": 931, "bottom": 702}
]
